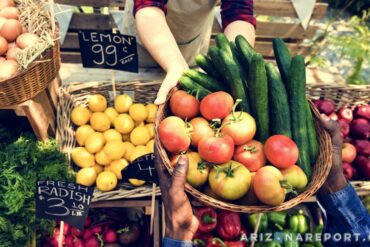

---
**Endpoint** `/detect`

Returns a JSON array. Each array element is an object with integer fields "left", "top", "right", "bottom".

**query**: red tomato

[
  {"left": 221, "top": 112, "right": 256, "bottom": 145},
  {"left": 198, "top": 134, "right": 234, "bottom": 164},
  {"left": 190, "top": 117, "right": 214, "bottom": 148},
  {"left": 234, "top": 140, "right": 266, "bottom": 172},
  {"left": 170, "top": 90, "right": 200, "bottom": 120},
  {"left": 253, "top": 166, "right": 286, "bottom": 206},
  {"left": 208, "top": 161, "right": 251, "bottom": 200},
  {"left": 342, "top": 143, "right": 357, "bottom": 163},
  {"left": 200, "top": 92, "right": 234, "bottom": 120},
  {"left": 264, "top": 135, "right": 299, "bottom": 169},
  {"left": 158, "top": 116, "right": 191, "bottom": 153}
]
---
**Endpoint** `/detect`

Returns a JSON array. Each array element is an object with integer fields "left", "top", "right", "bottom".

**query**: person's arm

[
  {"left": 317, "top": 115, "right": 370, "bottom": 246},
  {"left": 221, "top": 0, "right": 256, "bottom": 46},
  {"left": 134, "top": 3, "right": 188, "bottom": 105}
]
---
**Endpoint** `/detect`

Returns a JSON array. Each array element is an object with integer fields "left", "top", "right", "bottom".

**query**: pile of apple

[
  {"left": 0, "top": 0, "right": 42, "bottom": 80},
  {"left": 313, "top": 100, "right": 370, "bottom": 180}
]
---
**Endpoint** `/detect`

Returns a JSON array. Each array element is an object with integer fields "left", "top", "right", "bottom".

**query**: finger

[
  {"left": 154, "top": 142, "right": 171, "bottom": 189},
  {"left": 171, "top": 155, "right": 189, "bottom": 191},
  {"left": 320, "top": 114, "right": 343, "bottom": 148},
  {"left": 154, "top": 73, "right": 180, "bottom": 105}
]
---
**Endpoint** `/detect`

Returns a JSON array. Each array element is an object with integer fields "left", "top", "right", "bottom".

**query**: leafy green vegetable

[{"left": 0, "top": 128, "right": 74, "bottom": 247}]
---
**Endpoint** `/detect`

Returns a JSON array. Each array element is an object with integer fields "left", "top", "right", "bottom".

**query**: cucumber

[
  {"left": 230, "top": 42, "right": 248, "bottom": 83},
  {"left": 305, "top": 100, "right": 319, "bottom": 165},
  {"left": 183, "top": 69, "right": 228, "bottom": 92},
  {"left": 235, "top": 35, "right": 255, "bottom": 73},
  {"left": 208, "top": 46, "right": 228, "bottom": 82},
  {"left": 178, "top": 76, "right": 212, "bottom": 99},
  {"left": 215, "top": 33, "right": 233, "bottom": 57},
  {"left": 273, "top": 38, "right": 292, "bottom": 86},
  {"left": 265, "top": 63, "right": 292, "bottom": 138},
  {"left": 287, "top": 55, "right": 311, "bottom": 179},
  {"left": 247, "top": 53, "right": 269, "bottom": 142},
  {"left": 218, "top": 49, "right": 251, "bottom": 113},
  {"left": 195, "top": 54, "right": 222, "bottom": 79}
]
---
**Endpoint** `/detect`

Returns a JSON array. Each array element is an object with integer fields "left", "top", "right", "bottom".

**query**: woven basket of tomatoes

[{"left": 155, "top": 34, "right": 332, "bottom": 213}]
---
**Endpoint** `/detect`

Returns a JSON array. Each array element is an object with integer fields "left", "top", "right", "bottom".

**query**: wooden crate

[
  {"left": 56, "top": 0, "right": 327, "bottom": 63},
  {"left": 0, "top": 76, "right": 60, "bottom": 141}
]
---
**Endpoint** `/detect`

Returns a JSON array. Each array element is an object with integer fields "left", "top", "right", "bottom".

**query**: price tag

[
  {"left": 122, "top": 153, "right": 159, "bottom": 184},
  {"left": 36, "top": 181, "right": 94, "bottom": 230},
  {"left": 78, "top": 30, "right": 138, "bottom": 72}
]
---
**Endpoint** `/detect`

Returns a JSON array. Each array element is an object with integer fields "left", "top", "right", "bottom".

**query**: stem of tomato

[
  {"left": 280, "top": 180, "right": 298, "bottom": 196},
  {"left": 231, "top": 99, "right": 243, "bottom": 121},
  {"left": 243, "top": 145, "right": 257, "bottom": 153}
]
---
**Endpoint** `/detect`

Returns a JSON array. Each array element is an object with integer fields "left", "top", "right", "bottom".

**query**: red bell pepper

[
  {"left": 206, "top": 237, "right": 226, "bottom": 247},
  {"left": 224, "top": 241, "right": 247, "bottom": 247},
  {"left": 196, "top": 207, "right": 218, "bottom": 234},
  {"left": 216, "top": 210, "right": 241, "bottom": 240},
  {"left": 239, "top": 225, "right": 248, "bottom": 239}
]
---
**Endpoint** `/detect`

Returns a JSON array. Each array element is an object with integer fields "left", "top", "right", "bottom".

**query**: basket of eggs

[{"left": 0, "top": 0, "right": 60, "bottom": 107}]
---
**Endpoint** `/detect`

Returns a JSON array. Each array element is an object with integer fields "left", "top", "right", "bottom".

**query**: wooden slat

[
  {"left": 62, "top": 33, "right": 79, "bottom": 50},
  {"left": 55, "top": 0, "right": 124, "bottom": 7},
  {"left": 255, "top": 1, "right": 327, "bottom": 19},
  {"left": 61, "top": 52, "right": 82, "bottom": 63},
  {"left": 69, "top": 13, "right": 116, "bottom": 30}
]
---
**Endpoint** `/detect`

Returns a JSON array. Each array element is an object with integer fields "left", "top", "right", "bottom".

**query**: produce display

[
  {"left": 0, "top": 0, "right": 53, "bottom": 80},
  {"left": 70, "top": 93, "right": 157, "bottom": 191},
  {"left": 42, "top": 208, "right": 148, "bottom": 247},
  {"left": 313, "top": 101, "right": 370, "bottom": 180},
  {"left": 192, "top": 206, "right": 323, "bottom": 247},
  {"left": 158, "top": 34, "right": 319, "bottom": 206},
  {"left": 0, "top": 125, "right": 74, "bottom": 247}
]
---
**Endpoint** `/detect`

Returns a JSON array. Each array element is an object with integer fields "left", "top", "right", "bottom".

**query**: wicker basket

[
  {"left": 0, "top": 41, "right": 61, "bottom": 107},
  {"left": 57, "top": 81, "right": 162, "bottom": 201},
  {"left": 155, "top": 93, "right": 333, "bottom": 213},
  {"left": 307, "top": 84, "right": 370, "bottom": 110}
]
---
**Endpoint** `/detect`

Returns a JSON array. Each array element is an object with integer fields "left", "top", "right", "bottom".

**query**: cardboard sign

[
  {"left": 122, "top": 153, "right": 159, "bottom": 184},
  {"left": 78, "top": 30, "right": 138, "bottom": 72},
  {"left": 36, "top": 181, "right": 94, "bottom": 230}
]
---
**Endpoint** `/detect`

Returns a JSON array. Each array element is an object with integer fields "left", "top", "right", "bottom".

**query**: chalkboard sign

[
  {"left": 36, "top": 181, "right": 94, "bottom": 230},
  {"left": 78, "top": 30, "right": 138, "bottom": 72},
  {"left": 122, "top": 153, "right": 159, "bottom": 184}
]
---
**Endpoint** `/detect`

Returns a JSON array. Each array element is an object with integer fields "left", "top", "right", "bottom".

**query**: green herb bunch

[{"left": 0, "top": 128, "right": 74, "bottom": 247}]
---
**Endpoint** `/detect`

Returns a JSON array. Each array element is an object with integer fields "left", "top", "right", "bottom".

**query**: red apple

[
  {"left": 314, "top": 99, "right": 335, "bottom": 115},
  {"left": 337, "top": 107, "right": 353, "bottom": 123},
  {"left": 342, "top": 162, "right": 357, "bottom": 180},
  {"left": 350, "top": 118, "right": 370, "bottom": 139},
  {"left": 353, "top": 105, "right": 370, "bottom": 120},
  {"left": 338, "top": 118, "right": 350, "bottom": 138},
  {"left": 353, "top": 139, "right": 370, "bottom": 156},
  {"left": 355, "top": 155, "right": 370, "bottom": 179},
  {"left": 329, "top": 112, "right": 338, "bottom": 121},
  {"left": 342, "top": 143, "right": 357, "bottom": 163}
]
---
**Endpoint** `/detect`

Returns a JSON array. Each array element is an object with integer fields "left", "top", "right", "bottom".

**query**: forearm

[
  {"left": 224, "top": 20, "right": 256, "bottom": 47},
  {"left": 135, "top": 7, "right": 188, "bottom": 72}
]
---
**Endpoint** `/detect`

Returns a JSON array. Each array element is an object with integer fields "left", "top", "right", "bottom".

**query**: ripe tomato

[
  {"left": 190, "top": 117, "right": 214, "bottom": 148},
  {"left": 234, "top": 140, "right": 266, "bottom": 172},
  {"left": 221, "top": 111, "right": 256, "bottom": 145},
  {"left": 200, "top": 92, "right": 234, "bottom": 120},
  {"left": 170, "top": 152, "right": 210, "bottom": 188},
  {"left": 170, "top": 90, "right": 200, "bottom": 120},
  {"left": 342, "top": 143, "right": 357, "bottom": 163},
  {"left": 280, "top": 165, "right": 308, "bottom": 190},
  {"left": 158, "top": 116, "right": 191, "bottom": 153},
  {"left": 208, "top": 161, "right": 251, "bottom": 200},
  {"left": 198, "top": 134, "right": 234, "bottom": 164},
  {"left": 253, "top": 166, "right": 286, "bottom": 206},
  {"left": 264, "top": 135, "right": 299, "bottom": 169},
  {"left": 239, "top": 172, "right": 259, "bottom": 205}
]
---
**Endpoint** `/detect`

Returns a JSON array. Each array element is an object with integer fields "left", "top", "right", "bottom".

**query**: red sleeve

[
  {"left": 221, "top": 0, "right": 256, "bottom": 30},
  {"left": 134, "top": 0, "right": 168, "bottom": 16}
]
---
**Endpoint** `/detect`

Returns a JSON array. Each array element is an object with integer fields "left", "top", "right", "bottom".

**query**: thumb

[
  {"left": 154, "top": 73, "right": 181, "bottom": 105},
  {"left": 320, "top": 114, "right": 342, "bottom": 152},
  {"left": 171, "top": 155, "right": 189, "bottom": 190}
]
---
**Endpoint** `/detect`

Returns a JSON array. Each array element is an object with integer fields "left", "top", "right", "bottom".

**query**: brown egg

[
  {"left": 0, "top": 59, "right": 19, "bottom": 80},
  {"left": 0, "top": 36, "right": 8, "bottom": 55},
  {"left": 0, "top": 19, "right": 22, "bottom": 42},
  {"left": 0, "top": 17, "right": 6, "bottom": 31},
  {"left": 0, "top": 0, "right": 15, "bottom": 10},
  {"left": 6, "top": 46, "right": 19, "bottom": 60},
  {"left": 0, "top": 7, "right": 19, "bottom": 20},
  {"left": 16, "top": 33, "right": 40, "bottom": 49}
]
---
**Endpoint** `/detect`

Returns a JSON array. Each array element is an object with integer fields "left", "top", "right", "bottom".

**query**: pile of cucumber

[{"left": 178, "top": 34, "right": 318, "bottom": 180}]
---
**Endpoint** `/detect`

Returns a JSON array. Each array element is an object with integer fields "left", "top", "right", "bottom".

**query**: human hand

[
  {"left": 154, "top": 65, "right": 187, "bottom": 105},
  {"left": 154, "top": 145, "right": 199, "bottom": 241},
  {"left": 318, "top": 114, "right": 348, "bottom": 196}
]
